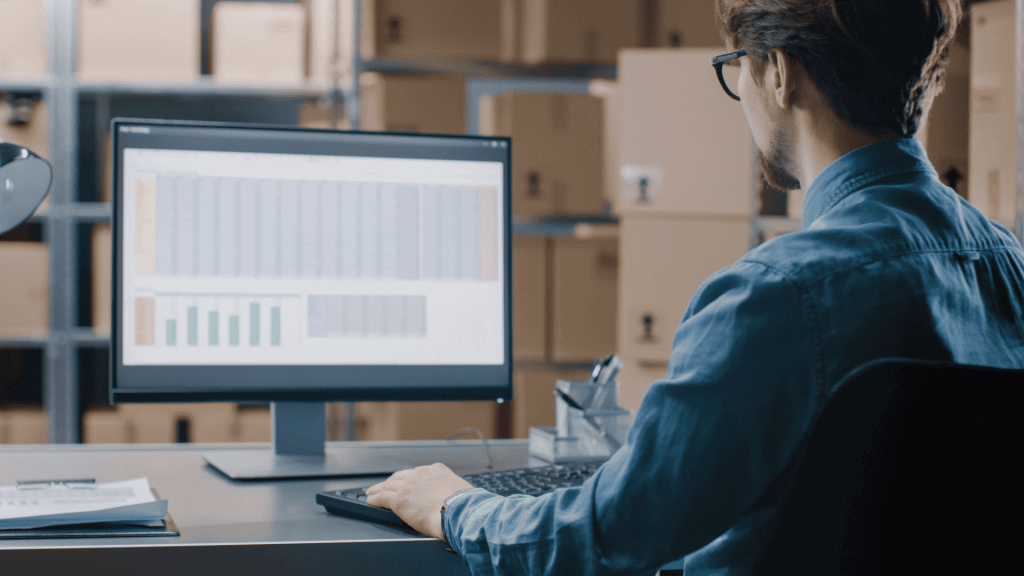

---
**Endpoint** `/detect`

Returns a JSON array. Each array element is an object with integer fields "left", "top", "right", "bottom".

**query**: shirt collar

[{"left": 802, "top": 137, "right": 936, "bottom": 228}]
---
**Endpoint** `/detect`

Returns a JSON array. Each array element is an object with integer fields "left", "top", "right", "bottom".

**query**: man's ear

[{"left": 766, "top": 48, "right": 794, "bottom": 110}]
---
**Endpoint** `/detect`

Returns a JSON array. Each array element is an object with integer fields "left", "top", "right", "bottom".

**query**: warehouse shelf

[
  {"left": 75, "top": 78, "right": 338, "bottom": 99},
  {"left": 361, "top": 57, "right": 617, "bottom": 80},
  {"left": 0, "top": 335, "right": 48, "bottom": 348},
  {"left": 754, "top": 216, "right": 803, "bottom": 236},
  {"left": 68, "top": 329, "right": 110, "bottom": 347},
  {"left": 512, "top": 215, "right": 619, "bottom": 237},
  {"left": 0, "top": 78, "right": 51, "bottom": 93}
]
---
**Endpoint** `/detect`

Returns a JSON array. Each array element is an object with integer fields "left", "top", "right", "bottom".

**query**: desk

[{"left": 0, "top": 440, "right": 533, "bottom": 576}]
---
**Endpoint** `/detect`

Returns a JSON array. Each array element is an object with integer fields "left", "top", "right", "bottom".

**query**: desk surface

[{"left": 0, "top": 440, "right": 534, "bottom": 576}]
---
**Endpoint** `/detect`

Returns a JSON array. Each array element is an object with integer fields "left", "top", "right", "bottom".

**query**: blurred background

[{"left": 0, "top": 0, "right": 1016, "bottom": 446}]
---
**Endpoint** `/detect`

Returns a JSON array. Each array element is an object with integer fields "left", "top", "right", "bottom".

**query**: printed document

[{"left": 0, "top": 477, "right": 167, "bottom": 530}]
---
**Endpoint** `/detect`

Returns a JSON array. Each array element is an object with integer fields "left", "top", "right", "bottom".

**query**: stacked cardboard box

[
  {"left": 611, "top": 49, "right": 755, "bottom": 408},
  {"left": 360, "top": 0, "right": 503, "bottom": 60},
  {"left": 512, "top": 233, "right": 619, "bottom": 364},
  {"left": 0, "top": 407, "right": 47, "bottom": 444},
  {"left": 969, "top": 0, "right": 1017, "bottom": 224},
  {"left": 509, "top": 367, "right": 590, "bottom": 439},
  {"left": 357, "top": 401, "right": 499, "bottom": 441},
  {"left": 211, "top": 1, "right": 307, "bottom": 85},
  {"left": 78, "top": 0, "right": 201, "bottom": 81},
  {"left": 501, "top": 0, "right": 647, "bottom": 64},
  {"left": 0, "top": 0, "right": 47, "bottom": 79},
  {"left": 82, "top": 403, "right": 237, "bottom": 444},
  {"left": 917, "top": 37, "right": 970, "bottom": 199},
  {"left": 651, "top": 0, "right": 726, "bottom": 48},
  {"left": 360, "top": 73, "right": 467, "bottom": 133},
  {"left": 92, "top": 224, "right": 111, "bottom": 337},
  {"left": 0, "top": 242, "right": 48, "bottom": 336},
  {"left": 480, "top": 92, "right": 606, "bottom": 216}
]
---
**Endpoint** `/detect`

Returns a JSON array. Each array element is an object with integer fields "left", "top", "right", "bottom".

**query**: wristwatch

[{"left": 440, "top": 488, "right": 475, "bottom": 552}]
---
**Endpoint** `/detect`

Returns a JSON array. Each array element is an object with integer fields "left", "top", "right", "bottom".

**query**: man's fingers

[{"left": 364, "top": 490, "right": 391, "bottom": 509}]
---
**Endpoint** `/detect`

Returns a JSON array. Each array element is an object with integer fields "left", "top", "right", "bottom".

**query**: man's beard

[{"left": 758, "top": 129, "right": 801, "bottom": 192}]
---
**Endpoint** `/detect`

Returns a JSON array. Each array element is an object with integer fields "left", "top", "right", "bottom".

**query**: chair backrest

[{"left": 752, "top": 358, "right": 1022, "bottom": 576}]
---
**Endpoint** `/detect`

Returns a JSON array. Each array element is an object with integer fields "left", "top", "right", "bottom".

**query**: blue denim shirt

[{"left": 444, "top": 138, "right": 1024, "bottom": 575}]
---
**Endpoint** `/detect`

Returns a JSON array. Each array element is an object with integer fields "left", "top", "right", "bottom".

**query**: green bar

[
  {"left": 188, "top": 307, "right": 198, "bottom": 346},
  {"left": 271, "top": 307, "right": 281, "bottom": 346},
  {"left": 229, "top": 315, "right": 240, "bottom": 346},
  {"left": 209, "top": 311, "right": 219, "bottom": 346},
  {"left": 166, "top": 319, "right": 176, "bottom": 346},
  {"left": 250, "top": 303, "right": 260, "bottom": 346}
]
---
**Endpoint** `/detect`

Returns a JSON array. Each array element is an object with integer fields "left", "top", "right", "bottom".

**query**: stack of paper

[{"left": 0, "top": 478, "right": 168, "bottom": 531}]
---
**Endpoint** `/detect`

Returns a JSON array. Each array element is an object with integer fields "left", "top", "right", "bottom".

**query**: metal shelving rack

[
  {"left": 9, "top": 0, "right": 1021, "bottom": 443},
  {"left": 13, "top": 0, "right": 349, "bottom": 442}
]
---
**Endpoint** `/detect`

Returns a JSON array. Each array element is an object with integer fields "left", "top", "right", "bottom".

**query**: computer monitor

[{"left": 110, "top": 119, "right": 512, "bottom": 480}]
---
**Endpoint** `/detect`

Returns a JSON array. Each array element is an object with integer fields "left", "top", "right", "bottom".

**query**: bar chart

[
  {"left": 134, "top": 175, "right": 499, "bottom": 282},
  {"left": 134, "top": 294, "right": 302, "bottom": 348}
]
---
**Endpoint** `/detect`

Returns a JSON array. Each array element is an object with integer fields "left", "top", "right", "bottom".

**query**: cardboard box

[
  {"left": 617, "top": 216, "right": 749, "bottom": 363},
  {"left": 82, "top": 408, "right": 125, "bottom": 444},
  {"left": 479, "top": 92, "right": 605, "bottom": 216},
  {"left": 360, "top": 0, "right": 502, "bottom": 60},
  {"left": 509, "top": 0, "right": 646, "bottom": 64},
  {"left": 0, "top": 242, "right": 48, "bottom": 336},
  {"left": 510, "top": 367, "right": 590, "bottom": 438},
  {"left": 969, "top": 0, "right": 1016, "bottom": 221},
  {"left": 307, "top": 0, "right": 356, "bottom": 87},
  {"left": 917, "top": 40, "right": 969, "bottom": 198},
  {"left": 550, "top": 235, "right": 618, "bottom": 362},
  {"left": 652, "top": 0, "right": 726, "bottom": 48},
  {"left": 358, "top": 401, "right": 498, "bottom": 441},
  {"left": 590, "top": 79, "right": 621, "bottom": 208},
  {"left": 0, "top": 98, "right": 48, "bottom": 163},
  {"left": 232, "top": 406, "right": 271, "bottom": 442},
  {"left": 0, "top": 0, "right": 47, "bottom": 79},
  {"left": 212, "top": 2, "right": 307, "bottom": 85},
  {"left": 615, "top": 357, "right": 668, "bottom": 415},
  {"left": 78, "top": 0, "right": 200, "bottom": 81},
  {"left": 787, "top": 189, "right": 804, "bottom": 220},
  {"left": 92, "top": 224, "right": 112, "bottom": 337},
  {"left": 616, "top": 49, "right": 754, "bottom": 217},
  {"left": 360, "top": 73, "right": 466, "bottom": 133},
  {"left": 0, "top": 407, "right": 47, "bottom": 444},
  {"left": 512, "top": 235, "right": 548, "bottom": 360},
  {"left": 300, "top": 102, "right": 351, "bottom": 130},
  {"left": 115, "top": 403, "right": 235, "bottom": 443}
]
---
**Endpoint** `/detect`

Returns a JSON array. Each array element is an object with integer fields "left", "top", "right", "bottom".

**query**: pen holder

[{"left": 528, "top": 380, "right": 633, "bottom": 463}]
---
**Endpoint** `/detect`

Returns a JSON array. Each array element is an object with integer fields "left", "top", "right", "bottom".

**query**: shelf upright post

[
  {"left": 43, "top": 0, "right": 81, "bottom": 443},
  {"left": 344, "top": 0, "right": 362, "bottom": 441},
  {"left": 347, "top": 0, "right": 362, "bottom": 130},
  {"left": 1016, "top": 0, "right": 1023, "bottom": 245}
]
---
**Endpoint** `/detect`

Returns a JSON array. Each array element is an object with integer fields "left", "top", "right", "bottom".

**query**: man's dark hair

[{"left": 717, "top": 0, "right": 963, "bottom": 137}]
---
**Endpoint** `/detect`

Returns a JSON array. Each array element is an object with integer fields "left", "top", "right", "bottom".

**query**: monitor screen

[{"left": 110, "top": 119, "right": 512, "bottom": 403}]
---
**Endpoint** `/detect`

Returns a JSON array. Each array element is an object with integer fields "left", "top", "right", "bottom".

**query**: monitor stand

[{"left": 202, "top": 402, "right": 409, "bottom": 480}]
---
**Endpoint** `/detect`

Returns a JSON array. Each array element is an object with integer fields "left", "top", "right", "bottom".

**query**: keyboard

[{"left": 316, "top": 462, "right": 603, "bottom": 528}]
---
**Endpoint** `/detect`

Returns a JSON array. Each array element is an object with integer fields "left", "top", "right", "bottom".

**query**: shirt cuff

[{"left": 442, "top": 487, "right": 500, "bottom": 557}]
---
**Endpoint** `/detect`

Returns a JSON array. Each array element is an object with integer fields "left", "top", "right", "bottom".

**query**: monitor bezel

[{"left": 109, "top": 118, "right": 513, "bottom": 404}]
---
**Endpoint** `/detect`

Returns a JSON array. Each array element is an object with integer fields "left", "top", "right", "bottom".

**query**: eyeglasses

[{"left": 710, "top": 50, "right": 747, "bottom": 101}]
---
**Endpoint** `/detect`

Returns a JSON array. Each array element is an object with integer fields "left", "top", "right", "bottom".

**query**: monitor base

[{"left": 203, "top": 449, "right": 409, "bottom": 481}]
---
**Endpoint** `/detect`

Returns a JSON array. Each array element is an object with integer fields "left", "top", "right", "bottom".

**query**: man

[{"left": 367, "top": 1, "right": 1024, "bottom": 574}]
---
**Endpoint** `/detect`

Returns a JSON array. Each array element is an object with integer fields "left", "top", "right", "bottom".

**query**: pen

[{"left": 15, "top": 478, "right": 96, "bottom": 490}]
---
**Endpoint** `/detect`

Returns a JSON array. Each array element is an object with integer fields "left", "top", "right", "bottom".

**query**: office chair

[{"left": 752, "top": 358, "right": 1023, "bottom": 576}]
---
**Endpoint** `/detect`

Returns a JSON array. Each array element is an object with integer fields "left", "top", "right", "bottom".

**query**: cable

[{"left": 445, "top": 428, "right": 495, "bottom": 471}]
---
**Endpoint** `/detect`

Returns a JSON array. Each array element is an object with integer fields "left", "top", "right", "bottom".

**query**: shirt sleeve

[{"left": 445, "top": 261, "right": 822, "bottom": 576}]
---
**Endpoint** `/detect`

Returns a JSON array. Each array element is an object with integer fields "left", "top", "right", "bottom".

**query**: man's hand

[{"left": 365, "top": 463, "right": 473, "bottom": 542}]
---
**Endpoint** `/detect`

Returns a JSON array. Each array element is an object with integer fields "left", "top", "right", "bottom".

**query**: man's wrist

[{"left": 440, "top": 488, "right": 476, "bottom": 547}]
